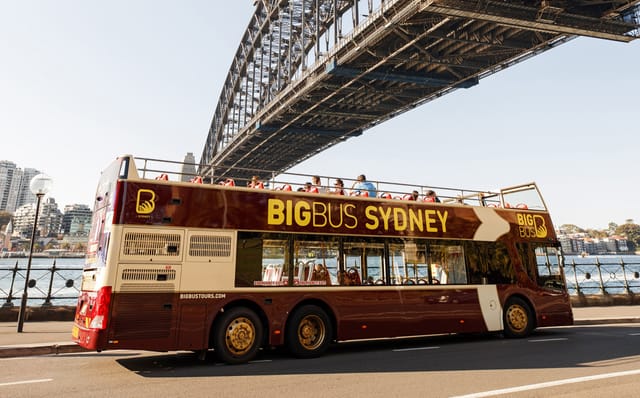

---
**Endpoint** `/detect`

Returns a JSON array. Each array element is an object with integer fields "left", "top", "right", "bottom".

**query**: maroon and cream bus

[{"left": 72, "top": 155, "right": 573, "bottom": 364}]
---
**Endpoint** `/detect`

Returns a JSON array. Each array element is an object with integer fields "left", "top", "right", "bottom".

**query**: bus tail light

[{"left": 89, "top": 286, "right": 112, "bottom": 330}]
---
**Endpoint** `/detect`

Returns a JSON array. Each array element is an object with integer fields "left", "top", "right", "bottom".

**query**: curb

[
  {"left": 573, "top": 317, "right": 640, "bottom": 326},
  {"left": 0, "top": 343, "right": 87, "bottom": 358}
]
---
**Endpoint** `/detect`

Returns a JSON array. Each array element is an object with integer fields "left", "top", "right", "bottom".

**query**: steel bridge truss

[{"left": 199, "top": 0, "right": 639, "bottom": 180}]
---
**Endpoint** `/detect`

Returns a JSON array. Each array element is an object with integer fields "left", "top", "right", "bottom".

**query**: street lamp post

[{"left": 17, "top": 174, "right": 53, "bottom": 333}]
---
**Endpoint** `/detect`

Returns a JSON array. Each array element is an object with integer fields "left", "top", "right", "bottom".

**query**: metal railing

[
  {"left": 0, "top": 257, "right": 638, "bottom": 307},
  {"left": 563, "top": 257, "right": 640, "bottom": 296},
  {"left": 0, "top": 260, "right": 82, "bottom": 308}
]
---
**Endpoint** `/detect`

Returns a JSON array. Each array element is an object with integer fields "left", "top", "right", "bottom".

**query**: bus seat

[
  {"left": 423, "top": 196, "right": 435, "bottom": 202},
  {"left": 347, "top": 267, "right": 361, "bottom": 285},
  {"left": 190, "top": 176, "right": 203, "bottom": 184},
  {"left": 263, "top": 265, "right": 274, "bottom": 281},
  {"left": 516, "top": 203, "right": 528, "bottom": 209},
  {"left": 311, "top": 265, "right": 331, "bottom": 285},
  {"left": 156, "top": 173, "right": 169, "bottom": 181},
  {"left": 224, "top": 178, "right": 235, "bottom": 187},
  {"left": 402, "top": 194, "right": 414, "bottom": 201},
  {"left": 379, "top": 192, "right": 392, "bottom": 199},
  {"left": 307, "top": 186, "right": 319, "bottom": 193}
]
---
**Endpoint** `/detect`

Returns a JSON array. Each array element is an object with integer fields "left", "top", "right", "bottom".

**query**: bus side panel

[
  {"left": 327, "top": 287, "right": 489, "bottom": 341},
  {"left": 105, "top": 292, "right": 178, "bottom": 351}
]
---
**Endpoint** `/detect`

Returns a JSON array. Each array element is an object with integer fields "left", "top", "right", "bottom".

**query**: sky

[{"left": 1, "top": 1, "right": 638, "bottom": 230}]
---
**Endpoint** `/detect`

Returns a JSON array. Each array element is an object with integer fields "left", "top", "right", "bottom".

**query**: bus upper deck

[{"left": 117, "top": 155, "right": 550, "bottom": 212}]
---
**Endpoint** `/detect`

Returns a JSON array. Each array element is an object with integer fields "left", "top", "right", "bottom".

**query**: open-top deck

[{"left": 128, "top": 155, "right": 549, "bottom": 211}]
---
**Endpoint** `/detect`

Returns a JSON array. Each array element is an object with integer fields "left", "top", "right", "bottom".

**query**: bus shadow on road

[{"left": 116, "top": 325, "right": 640, "bottom": 378}]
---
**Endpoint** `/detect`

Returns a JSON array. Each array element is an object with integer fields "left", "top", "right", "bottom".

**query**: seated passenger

[
  {"left": 311, "top": 175, "right": 324, "bottom": 193},
  {"left": 249, "top": 175, "right": 264, "bottom": 189},
  {"left": 305, "top": 182, "right": 319, "bottom": 193},
  {"left": 331, "top": 178, "right": 345, "bottom": 195},
  {"left": 351, "top": 174, "right": 376, "bottom": 197},
  {"left": 424, "top": 190, "right": 440, "bottom": 202}
]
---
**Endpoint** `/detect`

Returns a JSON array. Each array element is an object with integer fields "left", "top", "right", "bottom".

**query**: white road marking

[
  {"left": 248, "top": 359, "right": 272, "bottom": 364},
  {"left": 0, "top": 378, "right": 53, "bottom": 387},
  {"left": 392, "top": 346, "right": 440, "bottom": 352},
  {"left": 628, "top": 332, "right": 640, "bottom": 336},
  {"left": 449, "top": 368, "right": 640, "bottom": 398},
  {"left": 528, "top": 338, "right": 568, "bottom": 343}
]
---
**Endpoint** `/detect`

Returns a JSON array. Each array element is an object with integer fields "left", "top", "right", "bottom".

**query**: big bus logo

[
  {"left": 516, "top": 213, "right": 547, "bottom": 239},
  {"left": 136, "top": 189, "right": 156, "bottom": 214}
]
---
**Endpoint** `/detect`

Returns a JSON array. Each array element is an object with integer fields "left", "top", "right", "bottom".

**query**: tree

[
  {"left": 0, "top": 211, "right": 11, "bottom": 229},
  {"left": 559, "top": 224, "right": 584, "bottom": 234},
  {"left": 586, "top": 228, "right": 608, "bottom": 239},
  {"left": 615, "top": 222, "right": 640, "bottom": 253}
]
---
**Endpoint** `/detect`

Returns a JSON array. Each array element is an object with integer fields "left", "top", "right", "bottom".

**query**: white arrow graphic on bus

[{"left": 472, "top": 207, "right": 510, "bottom": 241}]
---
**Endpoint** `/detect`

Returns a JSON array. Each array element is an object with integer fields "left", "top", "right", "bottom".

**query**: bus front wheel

[
  {"left": 213, "top": 307, "right": 263, "bottom": 364},
  {"left": 286, "top": 305, "right": 333, "bottom": 358},
  {"left": 503, "top": 297, "right": 534, "bottom": 338}
]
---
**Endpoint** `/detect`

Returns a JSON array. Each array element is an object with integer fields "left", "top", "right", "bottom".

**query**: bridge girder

[{"left": 199, "top": 0, "right": 639, "bottom": 181}]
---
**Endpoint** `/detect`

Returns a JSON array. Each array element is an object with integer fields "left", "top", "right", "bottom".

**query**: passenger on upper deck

[
  {"left": 411, "top": 190, "right": 419, "bottom": 200},
  {"left": 249, "top": 175, "right": 264, "bottom": 189},
  {"left": 305, "top": 182, "right": 319, "bottom": 193},
  {"left": 351, "top": 174, "right": 376, "bottom": 197},
  {"left": 311, "top": 175, "right": 324, "bottom": 193},
  {"left": 424, "top": 190, "right": 440, "bottom": 203},
  {"left": 331, "top": 178, "right": 345, "bottom": 195}
]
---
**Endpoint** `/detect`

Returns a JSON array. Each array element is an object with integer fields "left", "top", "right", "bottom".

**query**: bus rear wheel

[
  {"left": 286, "top": 305, "right": 332, "bottom": 358},
  {"left": 213, "top": 307, "right": 263, "bottom": 364},
  {"left": 503, "top": 297, "right": 534, "bottom": 338}
]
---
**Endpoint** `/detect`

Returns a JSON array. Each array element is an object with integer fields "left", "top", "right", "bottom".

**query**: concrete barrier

[
  {"left": 0, "top": 306, "right": 76, "bottom": 322},
  {"left": 571, "top": 294, "right": 640, "bottom": 307}
]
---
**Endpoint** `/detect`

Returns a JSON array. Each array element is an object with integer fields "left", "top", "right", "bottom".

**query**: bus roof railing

[{"left": 128, "top": 155, "right": 548, "bottom": 211}]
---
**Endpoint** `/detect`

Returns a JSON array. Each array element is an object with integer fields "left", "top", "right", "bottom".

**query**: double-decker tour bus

[{"left": 72, "top": 155, "right": 572, "bottom": 364}]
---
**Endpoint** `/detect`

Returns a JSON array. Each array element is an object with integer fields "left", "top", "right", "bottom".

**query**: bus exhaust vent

[
  {"left": 119, "top": 283, "right": 175, "bottom": 293},
  {"left": 189, "top": 235, "right": 232, "bottom": 257},
  {"left": 122, "top": 232, "right": 182, "bottom": 257},
  {"left": 121, "top": 268, "right": 177, "bottom": 281}
]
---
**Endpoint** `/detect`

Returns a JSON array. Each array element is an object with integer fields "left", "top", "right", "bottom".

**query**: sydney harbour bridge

[{"left": 198, "top": 0, "right": 640, "bottom": 180}]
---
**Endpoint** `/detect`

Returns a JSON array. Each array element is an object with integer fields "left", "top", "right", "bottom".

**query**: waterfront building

[
  {"left": 180, "top": 152, "right": 197, "bottom": 182},
  {"left": 557, "top": 233, "right": 630, "bottom": 255},
  {"left": 0, "top": 160, "right": 42, "bottom": 213},
  {"left": 12, "top": 197, "right": 63, "bottom": 238},
  {"left": 61, "top": 204, "right": 92, "bottom": 236}
]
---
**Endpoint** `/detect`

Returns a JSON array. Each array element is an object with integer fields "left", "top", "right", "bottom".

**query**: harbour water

[
  {"left": 0, "top": 255, "right": 638, "bottom": 306},
  {"left": 0, "top": 257, "right": 84, "bottom": 307}
]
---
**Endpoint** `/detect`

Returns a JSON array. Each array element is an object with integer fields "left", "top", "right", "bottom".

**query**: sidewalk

[{"left": 1, "top": 306, "right": 639, "bottom": 358}]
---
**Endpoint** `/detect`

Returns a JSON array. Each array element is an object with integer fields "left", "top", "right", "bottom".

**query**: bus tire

[
  {"left": 503, "top": 297, "right": 534, "bottom": 338},
  {"left": 213, "top": 307, "right": 263, "bottom": 364},
  {"left": 286, "top": 305, "right": 333, "bottom": 358}
]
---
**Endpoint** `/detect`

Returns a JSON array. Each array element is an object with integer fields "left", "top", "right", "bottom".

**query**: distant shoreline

[{"left": 0, "top": 251, "right": 85, "bottom": 259}]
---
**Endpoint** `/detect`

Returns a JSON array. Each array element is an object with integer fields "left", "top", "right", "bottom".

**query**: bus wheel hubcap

[
  {"left": 226, "top": 317, "right": 255, "bottom": 354},
  {"left": 298, "top": 315, "right": 325, "bottom": 350},
  {"left": 507, "top": 305, "right": 527, "bottom": 332}
]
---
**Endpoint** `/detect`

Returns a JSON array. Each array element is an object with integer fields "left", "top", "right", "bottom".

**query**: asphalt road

[{"left": 2, "top": 323, "right": 640, "bottom": 398}]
